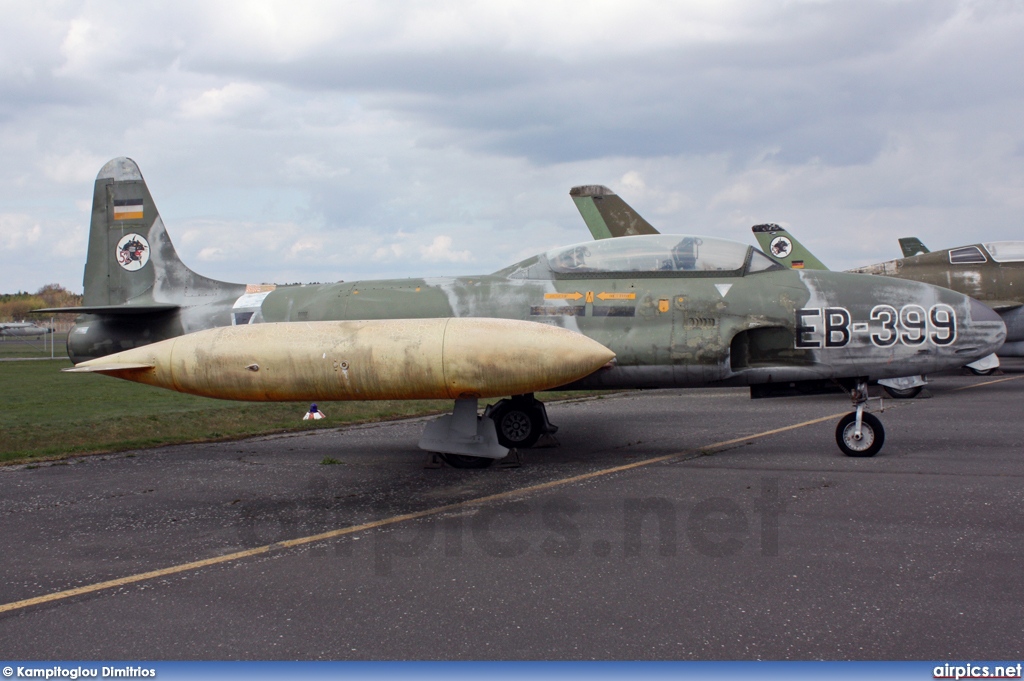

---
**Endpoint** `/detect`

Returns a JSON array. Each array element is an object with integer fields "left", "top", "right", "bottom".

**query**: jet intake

[{"left": 66, "top": 318, "right": 616, "bottom": 402}]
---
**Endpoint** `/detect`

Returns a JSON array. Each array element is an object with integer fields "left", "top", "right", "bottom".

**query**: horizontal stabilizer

[
  {"left": 985, "top": 300, "right": 1023, "bottom": 312},
  {"left": 33, "top": 304, "right": 180, "bottom": 316},
  {"left": 64, "top": 362, "right": 156, "bottom": 373}
]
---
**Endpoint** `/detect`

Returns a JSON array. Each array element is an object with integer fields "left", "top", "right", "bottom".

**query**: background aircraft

[
  {"left": 569, "top": 185, "right": 659, "bottom": 239},
  {"left": 45, "top": 159, "right": 1005, "bottom": 463},
  {"left": 0, "top": 322, "right": 53, "bottom": 337}
]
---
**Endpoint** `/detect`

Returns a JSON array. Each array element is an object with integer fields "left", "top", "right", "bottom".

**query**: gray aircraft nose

[
  {"left": 970, "top": 297, "right": 1003, "bottom": 324},
  {"left": 963, "top": 296, "right": 1007, "bottom": 356}
]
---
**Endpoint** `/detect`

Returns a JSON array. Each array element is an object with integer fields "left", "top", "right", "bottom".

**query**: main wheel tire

[
  {"left": 835, "top": 412, "right": 885, "bottom": 457},
  {"left": 440, "top": 454, "right": 495, "bottom": 469},
  {"left": 968, "top": 366, "right": 996, "bottom": 376},
  {"left": 489, "top": 401, "right": 544, "bottom": 449},
  {"left": 883, "top": 385, "right": 922, "bottom": 399}
]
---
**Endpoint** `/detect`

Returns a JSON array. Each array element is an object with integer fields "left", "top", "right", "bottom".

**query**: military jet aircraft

[
  {"left": 0, "top": 322, "right": 53, "bottom": 337},
  {"left": 41, "top": 159, "right": 1005, "bottom": 464},
  {"left": 749, "top": 226, "right": 1024, "bottom": 363}
]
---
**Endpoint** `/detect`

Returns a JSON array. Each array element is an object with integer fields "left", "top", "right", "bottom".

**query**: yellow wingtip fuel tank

[{"left": 68, "top": 318, "right": 616, "bottom": 401}]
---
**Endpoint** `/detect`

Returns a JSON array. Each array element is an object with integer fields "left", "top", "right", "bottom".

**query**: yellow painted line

[
  {"left": 952, "top": 374, "right": 1024, "bottom": 391},
  {"left": 698, "top": 411, "right": 849, "bottom": 451},
  {"left": 0, "top": 408, "right": 887, "bottom": 615},
  {"left": 596, "top": 292, "right": 635, "bottom": 301},
  {"left": 544, "top": 292, "right": 583, "bottom": 301}
]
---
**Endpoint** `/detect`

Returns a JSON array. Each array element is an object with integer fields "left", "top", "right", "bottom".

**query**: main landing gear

[
  {"left": 966, "top": 353, "right": 1000, "bottom": 376},
  {"left": 485, "top": 394, "right": 557, "bottom": 450},
  {"left": 879, "top": 374, "right": 926, "bottom": 400},
  {"left": 835, "top": 381, "right": 885, "bottom": 457},
  {"left": 419, "top": 394, "right": 557, "bottom": 469}
]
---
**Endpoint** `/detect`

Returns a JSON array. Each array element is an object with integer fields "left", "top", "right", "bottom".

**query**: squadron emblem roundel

[
  {"left": 769, "top": 236, "right": 793, "bottom": 259},
  {"left": 116, "top": 233, "right": 150, "bottom": 271}
]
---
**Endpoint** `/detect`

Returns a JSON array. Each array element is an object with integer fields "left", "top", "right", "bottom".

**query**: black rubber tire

[
  {"left": 489, "top": 401, "right": 544, "bottom": 449},
  {"left": 439, "top": 454, "right": 495, "bottom": 469},
  {"left": 968, "top": 366, "right": 996, "bottom": 376},
  {"left": 835, "top": 412, "right": 885, "bottom": 457},
  {"left": 883, "top": 385, "right": 922, "bottom": 399}
]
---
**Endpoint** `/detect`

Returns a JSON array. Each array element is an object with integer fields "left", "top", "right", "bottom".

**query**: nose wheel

[
  {"left": 836, "top": 381, "right": 885, "bottom": 457},
  {"left": 836, "top": 411, "right": 885, "bottom": 457}
]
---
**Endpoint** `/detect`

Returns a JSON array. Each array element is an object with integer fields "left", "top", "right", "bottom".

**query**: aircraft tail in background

[
  {"left": 750, "top": 224, "right": 830, "bottom": 271},
  {"left": 898, "top": 237, "right": 930, "bottom": 258},
  {"left": 569, "top": 185, "right": 660, "bottom": 240}
]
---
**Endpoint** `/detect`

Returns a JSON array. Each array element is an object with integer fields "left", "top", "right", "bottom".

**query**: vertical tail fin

[
  {"left": 569, "top": 185, "right": 660, "bottom": 239},
  {"left": 83, "top": 157, "right": 240, "bottom": 307},
  {"left": 898, "top": 237, "right": 930, "bottom": 258},
  {"left": 751, "top": 224, "right": 830, "bottom": 271}
]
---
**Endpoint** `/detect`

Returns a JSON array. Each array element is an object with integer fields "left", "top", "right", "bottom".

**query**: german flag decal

[
  {"left": 113, "top": 199, "right": 143, "bottom": 221},
  {"left": 791, "top": 260, "right": 805, "bottom": 269}
]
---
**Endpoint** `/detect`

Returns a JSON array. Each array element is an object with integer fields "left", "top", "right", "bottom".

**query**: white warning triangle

[{"left": 714, "top": 283, "right": 733, "bottom": 297}]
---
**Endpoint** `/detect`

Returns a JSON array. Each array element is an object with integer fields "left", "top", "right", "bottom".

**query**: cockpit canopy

[
  {"left": 983, "top": 242, "right": 1024, "bottom": 263},
  {"left": 500, "top": 234, "right": 783, "bottom": 279}
]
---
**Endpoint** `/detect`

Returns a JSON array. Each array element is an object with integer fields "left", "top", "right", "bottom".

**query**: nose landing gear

[{"left": 836, "top": 381, "right": 885, "bottom": 457}]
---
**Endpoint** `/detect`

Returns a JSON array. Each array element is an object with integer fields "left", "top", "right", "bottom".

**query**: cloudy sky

[{"left": 1, "top": 0, "right": 1023, "bottom": 293}]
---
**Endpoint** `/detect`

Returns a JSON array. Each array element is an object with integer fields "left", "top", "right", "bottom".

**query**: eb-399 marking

[{"left": 795, "top": 304, "right": 957, "bottom": 349}]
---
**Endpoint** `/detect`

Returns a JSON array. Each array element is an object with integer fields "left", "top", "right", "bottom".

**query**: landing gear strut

[
  {"left": 835, "top": 381, "right": 885, "bottom": 457},
  {"left": 418, "top": 395, "right": 558, "bottom": 470},
  {"left": 485, "top": 394, "right": 557, "bottom": 449},
  {"left": 418, "top": 398, "right": 507, "bottom": 469}
]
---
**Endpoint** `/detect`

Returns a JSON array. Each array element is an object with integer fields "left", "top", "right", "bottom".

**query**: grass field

[{"left": 0, "top": 358, "right": 602, "bottom": 464}]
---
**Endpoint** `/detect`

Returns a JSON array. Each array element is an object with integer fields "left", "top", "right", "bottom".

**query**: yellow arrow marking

[
  {"left": 544, "top": 292, "right": 583, "bottom": 301},
  {"left": 596, "top": 292, "right": 636, "bottom": 301}
]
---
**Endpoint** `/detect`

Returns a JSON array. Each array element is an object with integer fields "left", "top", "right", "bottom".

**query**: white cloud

[
  {"left": 419, "top": 235, "right": 472, "bottom": 263},
  {"left": 178, "top": 82, "right": 268, "bottom": 120},
  {"left": 0, "top": 214, "right": 42, "bottom": 249},
  {"left": 40, "top": 151, "right": 106, "bottom": 184},
  {"left": 0, "top": 0, "right": 1023, "bottom": 292},
  {"left": 56, "top": 18, "right": 100, "bottom": 75}
]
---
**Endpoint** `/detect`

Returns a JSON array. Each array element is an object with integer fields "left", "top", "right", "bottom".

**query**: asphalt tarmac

[{"left": 1, "top": 361, "right": 1022, "bottom": 660}]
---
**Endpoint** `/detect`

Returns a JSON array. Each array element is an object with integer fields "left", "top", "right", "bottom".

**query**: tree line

[{"left": 0, "top": 284, "right": 82, "bottom": 322}]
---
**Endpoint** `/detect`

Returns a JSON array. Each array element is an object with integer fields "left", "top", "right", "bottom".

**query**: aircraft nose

[
  {"left": 969, "top": 297, "right": 1002, "bottom": 324},
  {"left": 963, "top": 296, "right": 1006, "bottom": 356}
]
